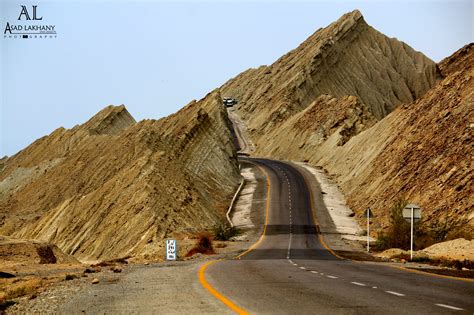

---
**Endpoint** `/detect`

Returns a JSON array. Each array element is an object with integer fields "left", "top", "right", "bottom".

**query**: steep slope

[
  {"left": 255, "top": 94, "right": 378, "bottom": 157},
  {"left": 221, "top": 10, "right": 441, "bottom": 150},
  {"left": 318, "top": 44, "right": 473, "bottom": 239},
  {"left": 220, "top": 10, "right": 470, "bottom": 240},
  {"left": 0, "top": 91, "right": 240, "bottom": 261},
  {"left": 252, "top": 44, "right": 474, "bottom": 239}
]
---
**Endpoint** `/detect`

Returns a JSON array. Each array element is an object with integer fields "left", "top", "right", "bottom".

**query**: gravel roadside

[{"left": 58, "top": 259, "right": 231, "bottom": 314}]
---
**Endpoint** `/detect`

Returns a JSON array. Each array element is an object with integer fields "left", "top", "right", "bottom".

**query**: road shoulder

[{"left": 289, "top": 161, "right": 377, "bottom": 261}]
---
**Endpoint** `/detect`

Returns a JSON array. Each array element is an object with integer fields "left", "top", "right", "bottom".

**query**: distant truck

[{"left": 223, "top": 97, "right": 238, "bottom": 107}]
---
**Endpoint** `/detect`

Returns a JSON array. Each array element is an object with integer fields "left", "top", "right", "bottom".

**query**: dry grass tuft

[
  {"left": 2, "top": 278, "right": 43, "bottom": 300},
  {"left": 185, "top": 233, "right": 214, "bottom": 257}
]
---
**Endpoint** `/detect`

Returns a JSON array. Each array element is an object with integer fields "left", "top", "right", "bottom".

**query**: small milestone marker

[
  {"left": 166, "top": 239, "right": 177, "bottom": 261},
  {"left": 365, "top": 207, "right": 374, "bottom": 252}
]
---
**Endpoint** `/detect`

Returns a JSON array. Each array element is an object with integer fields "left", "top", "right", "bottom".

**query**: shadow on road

[
  {"left": 238, "top": 248, "right": 338, "bottom": 260},
  {"left": 263, "top": 224, "right": 319, "bottom": 235}
]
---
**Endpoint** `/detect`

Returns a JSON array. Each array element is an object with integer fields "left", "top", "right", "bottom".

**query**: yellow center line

[
  {"left": 198, "top": 260, "right": 249, "bottom": 315},
  {"left": 298, "top": 164, "right": 345, "bottom": 260},
  {"left": 198, "top": 159, "right": 271, "bottom": 314}
]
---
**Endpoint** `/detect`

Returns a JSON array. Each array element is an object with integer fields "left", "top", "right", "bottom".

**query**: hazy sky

[{"left": 1, "top": 0, "right": 472, "bottom": 156}]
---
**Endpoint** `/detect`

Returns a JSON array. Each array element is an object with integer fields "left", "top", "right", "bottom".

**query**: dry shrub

[
  {"left": 0, "top": 299, "right": 16, "bottom": 311},
  {"left": 5, "top": 278, "right": 43, "bottom": 300},
  {"left": 186, "top": 233, "right": 214, "bottom": 257},
  {"left": 65, "top": 274, "right": 77, "bottom": 281},
  {"left": 417, "top": 218, "right": 472, "bottom": 248}
]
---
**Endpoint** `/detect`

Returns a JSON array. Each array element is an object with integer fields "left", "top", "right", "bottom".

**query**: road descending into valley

[
  {"left": 54, "top": 108, "right": 474, "bottom": 315},
  {"left": 198, "top": 111, "right": 474, "bottom": 314}
]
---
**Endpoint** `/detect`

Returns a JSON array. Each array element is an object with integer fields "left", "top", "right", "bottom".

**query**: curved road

[{"left": 202, "top": 157, "right": 474, "bottom": 314}]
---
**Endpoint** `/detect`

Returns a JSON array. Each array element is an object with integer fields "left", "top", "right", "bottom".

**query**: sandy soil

[
  {"left": 296, "top": 162, "right": 374, "bottom": 244},
  {"left": 231, "top": 166, "right": 257, "bottom": 231},
  {"left": 376, "top": 238, "right": 474, "bottom": 261}
]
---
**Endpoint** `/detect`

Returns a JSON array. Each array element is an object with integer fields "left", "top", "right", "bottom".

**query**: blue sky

[{"left": 1, "top": 0, "right": 472, "bottom": 156}]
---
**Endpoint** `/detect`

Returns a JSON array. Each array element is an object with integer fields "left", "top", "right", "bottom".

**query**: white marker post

[
  {"left": 402, "top": 204, "right": 422, "bottom": 261},
  {"left": 166, "top": 239, "right": 177, "bottom": 261},
  {"left": 364, "top": 208, "right": 373, "bottom": 252},
  {"left": 367, "top": 209, "right": 370, "bottom": 252}
]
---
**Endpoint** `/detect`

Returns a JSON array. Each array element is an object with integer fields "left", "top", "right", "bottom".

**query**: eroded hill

[
  {"left": 221, "top": 10, "right": 472, "bottom": 240},
  {"left": 0, "top": 91, "right": 240, "bottom": 261},
  {"left": 262, "top": 44, "right": 473, "bottom": 239},
  {"left": 222, "top": 10, "right": 441, "bottom": 145}
]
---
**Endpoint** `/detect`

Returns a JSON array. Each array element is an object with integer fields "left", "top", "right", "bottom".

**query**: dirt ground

[{"left": 375, "top": 238, "right": 474, "bottom": 261}]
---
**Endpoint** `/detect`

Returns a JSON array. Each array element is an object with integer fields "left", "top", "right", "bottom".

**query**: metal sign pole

[
  {"left": 367, "top": 208, "right": 370, "bottom": 252},
  {"left": 410, "top": 206, "right": 414, "bottom": 261},
  {"left": 403, "top": 203, "right": 421, "bottom": 261}
]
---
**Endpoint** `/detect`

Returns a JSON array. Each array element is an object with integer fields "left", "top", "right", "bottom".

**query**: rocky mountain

[
  {"left": 267, "top": 44, "right": 473, "bottom": 239},
  {"left": 0, "top": 91, "right": 240, "bottom": 261},
  {"left": 1, "top": 9, "right": 469, "bottom": 263},
  {"left": 221, "top": 11, "right": 471, "bottom": 239},
  {"left": 222, "top": 10, "right": 441, "bottom": 147}
]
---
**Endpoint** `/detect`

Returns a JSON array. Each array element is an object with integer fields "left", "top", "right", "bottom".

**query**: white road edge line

[
  {"left": 385, "top": 291, "right": 405, "bottom": 297},
  {"left": 435, "top": 304, "right": 464, "bottom": 311},
  {"left": 351, "top": 282, "right": 366, "bottom": 286}
]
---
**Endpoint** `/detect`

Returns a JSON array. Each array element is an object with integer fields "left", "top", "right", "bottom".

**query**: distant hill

[{"left": 0, "top": 91, "right": 240, "bottom": 261}]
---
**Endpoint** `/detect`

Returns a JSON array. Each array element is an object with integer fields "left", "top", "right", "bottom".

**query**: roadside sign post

[
  {"left": 411, "top": 207, "right": 414, "bottom": 261},
  {"left": 402, "top": 204, "right": 422, "bottom": 261},
  {"left": 367, "top": 208, "right": 370, "bottom": 252},
  {"left": 166, "top": 239, "right": 177, "bottom": 261},
  {"left": 364, "top": 208, "right": 374, "bottom": 252}
]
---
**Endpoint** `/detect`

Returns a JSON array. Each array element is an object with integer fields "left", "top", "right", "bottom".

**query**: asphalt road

[
  {"left": 227, "top": 108, "right": 255, "bottom": 155},
  {"left": 203, "top": 157, "right": 474, "bottom": 314}
]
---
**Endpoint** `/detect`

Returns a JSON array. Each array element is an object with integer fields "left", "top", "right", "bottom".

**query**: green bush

[
  {"left": 374, "top": 199, "right": 422, "bottom": 251},
  {"left": 411, "top": 256, "right": 431, "bottom": 263},
  {"left": 374, "top": 233, "right": 390, "bottom": 251},
  {"left": 387, "top": 199, "right": 411, "bottom": 249},
  {"left": 212, "top": 223, "right": 240, "bottom": 241}
]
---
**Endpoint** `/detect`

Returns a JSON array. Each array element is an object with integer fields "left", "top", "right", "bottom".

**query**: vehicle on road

[{"left": 223, "top": 97, "right": 238, "bottom": 107}]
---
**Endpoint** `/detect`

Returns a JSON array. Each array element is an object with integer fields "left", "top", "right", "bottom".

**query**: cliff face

[
  {"left": 255, "top": 94, "right": 378, "bottom": 157},
  {"left": 237, "top": 43, "right": 473, "bottom": 239},
  {"left": 220, "top": 10, "right": 470, "bottom": 239},
  {"left": 311, "top": 44, "right": 473, "bottom": 238},
  {"left": 222, "top": 10, "right": 441, "bottom": 149},
  {"left": 0, "top": 91, "right": 240, "bottom": 261}
]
